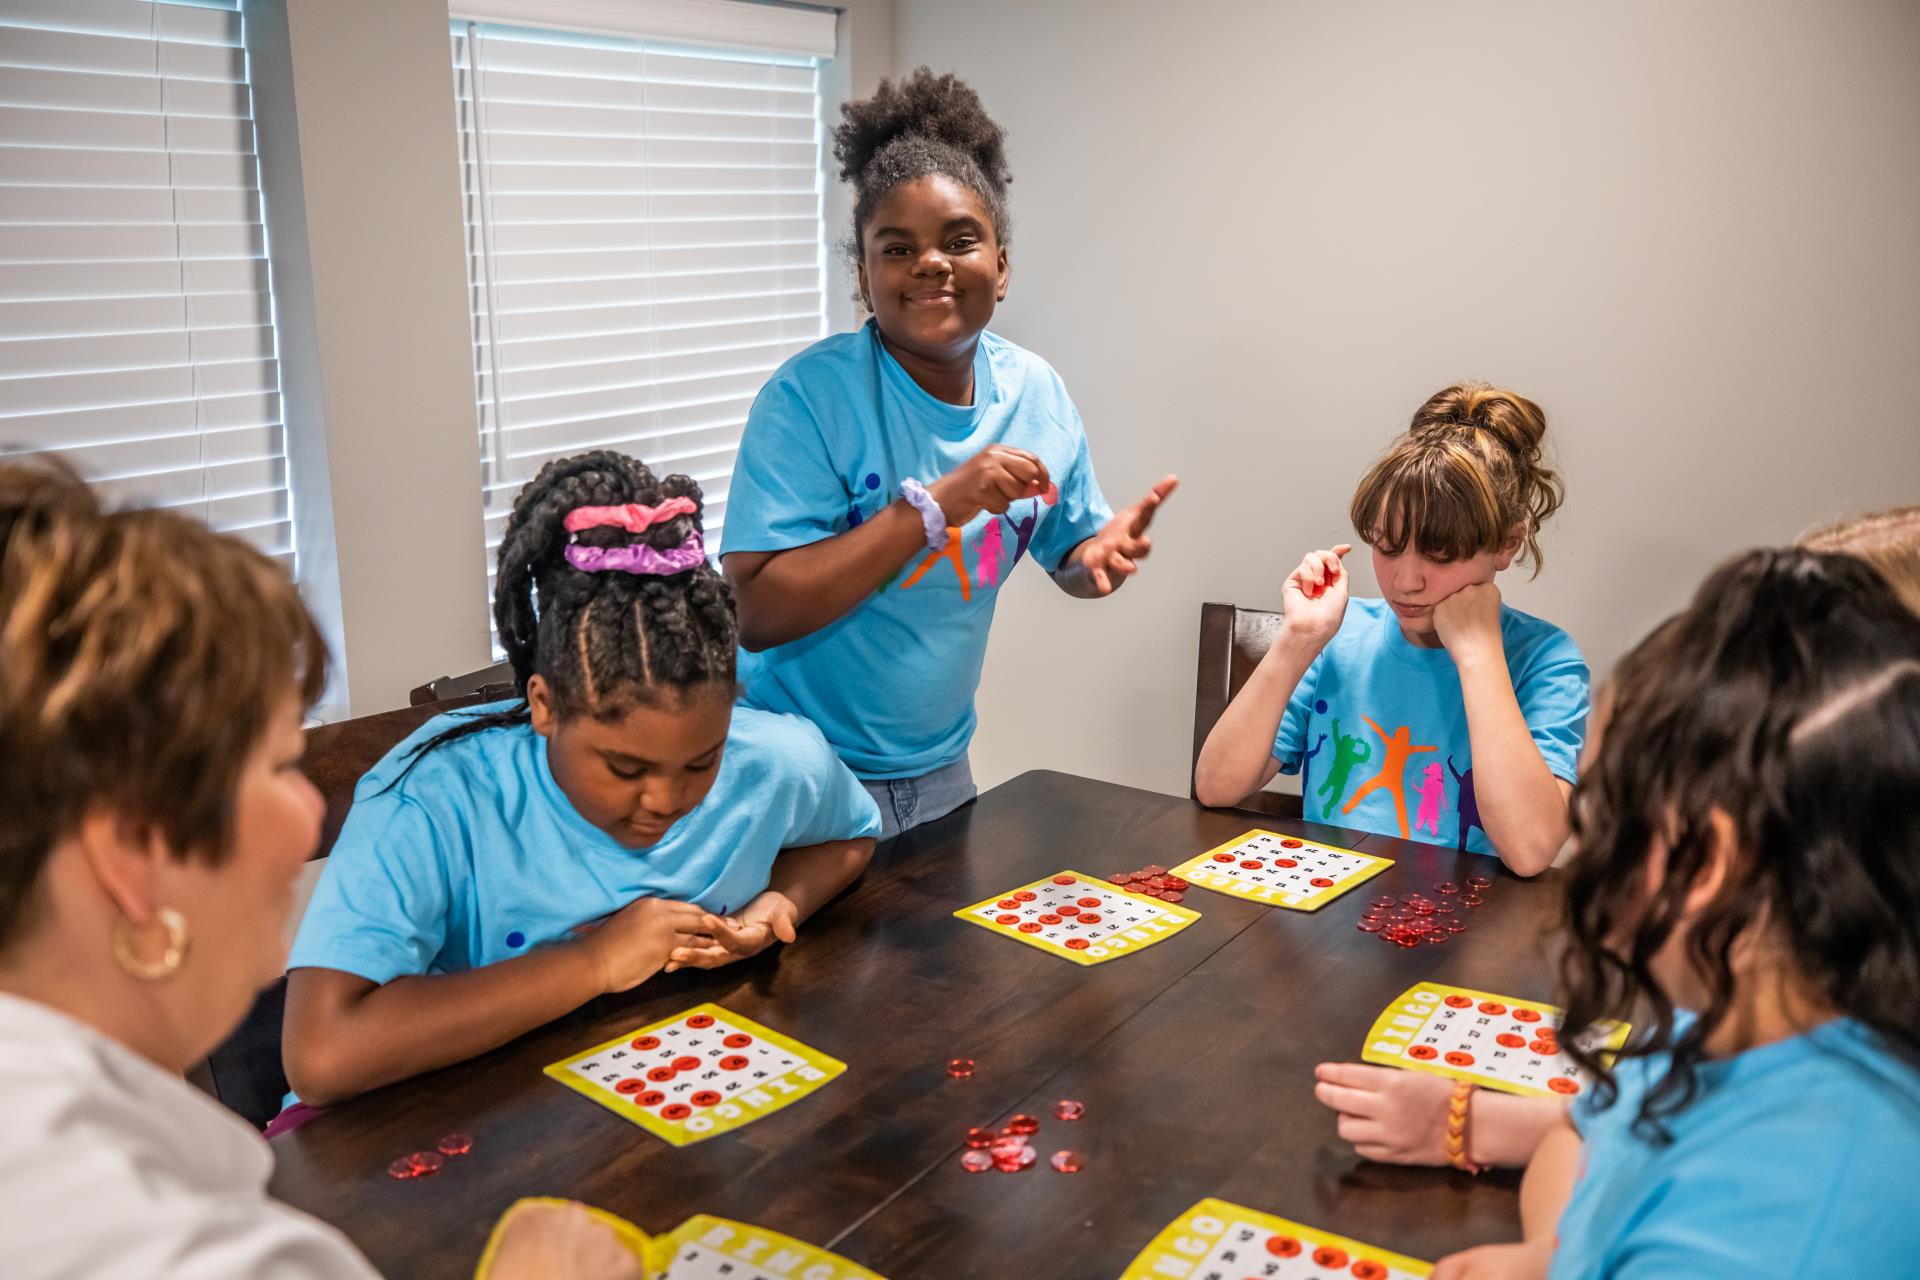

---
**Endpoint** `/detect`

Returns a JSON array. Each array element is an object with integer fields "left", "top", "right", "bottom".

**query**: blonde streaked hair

[
  {"left": 1350, "top": 381, "right": 1564, "bottom": 575},
  {"left": 1801, "top": 506, "right": 1920, "bottom": 616},
  {"left": 0, "top": 456, "right": 328, "bottom": 949}
]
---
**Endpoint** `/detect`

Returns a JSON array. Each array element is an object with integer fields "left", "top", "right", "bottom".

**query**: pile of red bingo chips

[
  {"left": 947, "top": 1058, "right": 1087, "bottom": 1175},
  {"left": 1106, "top": 863, "right": 1186, "bottom": 904},
  {"left": 1357, "top": 874, "right": 1493, "bottom": 947}
]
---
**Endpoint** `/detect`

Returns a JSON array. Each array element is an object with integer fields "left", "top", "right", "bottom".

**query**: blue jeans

[{"left": 861, "top": 755, "right": 977, "bottom": 841}]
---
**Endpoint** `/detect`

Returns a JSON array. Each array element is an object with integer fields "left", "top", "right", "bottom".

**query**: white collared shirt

[{"left": 0, "top": 991, "right": 378, "bottom": 1279}]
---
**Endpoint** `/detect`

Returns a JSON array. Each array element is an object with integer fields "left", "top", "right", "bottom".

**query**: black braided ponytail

[
  {"left": 403, "top": 450, "right": 737, "bottom": 767},
  {"left": 834, "top": 66, "right": 1011, "bottom": 257}
]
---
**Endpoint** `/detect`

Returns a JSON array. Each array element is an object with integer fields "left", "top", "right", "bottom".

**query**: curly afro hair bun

[{"left": 833, "top": 67, "right": 1011, "bottom": 253}]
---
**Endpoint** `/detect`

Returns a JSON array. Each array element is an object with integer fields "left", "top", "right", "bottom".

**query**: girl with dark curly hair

[
  {"left": 720, "top": 68, "right": 1178, "bottom": 838},
  {"left": 281, "top": 451, "right": 878, "bottom": 1107},
  {"left": 1433, "top": 548, "right": 1920, "bottom": 1279}
]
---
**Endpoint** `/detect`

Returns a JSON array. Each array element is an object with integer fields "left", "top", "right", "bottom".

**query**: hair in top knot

[
  {"left": 833, "top": 67, "right": 1011, "bottom": 254},
  {"left": 401, "top": 449, "right": 737, "bottom": 772},
  {"left": 1350, "top": 381, "right": 1565, "bottom": 574}
]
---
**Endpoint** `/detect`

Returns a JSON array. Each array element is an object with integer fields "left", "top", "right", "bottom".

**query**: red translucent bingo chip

[
  {"left": 1005, "top": 1114, "right": 1041, "bottom": 1135},
  {"left": 387, "top": 1157, "right": 421, "bottom": 1180},
  {"left": 1310, "top": 876, "right": 1334, "bottom": 888},
  {"left": 1052, "top": 875, "right": 1076, "bottom": 886},
  {"left": 1065, "top": 938, "right": 1091, "bottom": 951},
  {"left": 1530, "top": 1039, "right": 1556, "bottom": 1055},
  {"left": 1463, "top": 894, "right": 1486, "bottom": 907},
  {"left": 1466, "top": 874, "right": 1493, "bottom": 889},
  {"left": 1056, "top": 906, "right": 1081, "bottom": 919},
  {"left": 1435, "top": 881, "right": 1459, "bottom": 895},
  {"left": 720, "top": 1055, "right": 750, "bottom": 1071},
  {"left": 1436, "top": 901, "right": 1458, "bottom": 914},
  {"left": 1353, "top": 1262, "right": 1389, "bottom": 1279},
  {"left": 994, "top": 1145, "right": 1037, "bottom": 1172},
  {"left": 1014, "top": 890, "right": 1037, "bottom": 902},
  {"left": 1276, "top": 857, "right": 1299, "bottom": 868},
  {"left": 1497, "top": 1033, "right": 1527, "bottom": 1048},
  {"left": 686, "top": 1014, "right": 716, "bottom": 1030},
  {"left": 1413, "top": 901, "right": 1436, "bottom": 915},
  {"left": 659, "top": 1103, "right": 692, "bottom": 1121},
  {"left": 722, "top": 1033, "right": 753, "bottom": 1048},
  {"left": 638, "top": 1090, "right": 664, "bottom": 1106},
  {"left": 1445, "top": 918, "right": 1468, "bottom": 933},
  {"left": 1372, "top": 895, "right": 1397, "bottom": 908},
  {"left": 1400, "top": 894, "right": 1423, "bottom": 906},
  {"left": 989, "top": 1134, "right": 1027, "bottom": 1158},
  {"left": 1313, "top": 1246, "right": 1349, "bottom": 1268},
  {"left": 615, "top": 1078, "right": 646, "bottom": 1095},
  {"left": 1356, "top": 919, "right": 1385, "bottom": 933},
  {"left": 1162, "top": 892, "right": 1185, "bottom": 904},
  {"left": 1143, "top": 864, "right": 1166, "bottom": 876},
  {"left": 1049, "top": 1150, "right": 1084, "bottom": 1174},
  {"left": 1445, "top": 1051, "right": 1475, "bottom": 1067},
  {"left": 645, "top": 1065, "right": 676, "bottom": 1083},
  {"left": 1037, "top": 913, "right": 1062, "bottom": 925},
  {"left": 1240, "top": 859, "right": 1264, "bottom": 870},
  {"left": 1166, "top": 877, "right": 1189, "bottom": 891},
  {"left": 1267, "top": 1235, "right": 1302, "bottom": 1257},
  {"left": 1513, "top": 1008, "right": 1543, "bottom": 1023},
  {"left": 1549, "top": 1077, "right": 1581, "bottom": 1095},
  {"left": 1078, "top": 913, "right": 1103, "bottom": 925},
  {"left": 1424, "top": 931, "right": 1448, "bottom": 945},
  {"left": 959, "top": 1150, "right": 993, "bottom": 1173},
  {"left": 1107, "top": 874, "right": 1131, "bottom": 885},
  {"left": 998, "top": 898, "right": 1021, "bottom": 909},
  {"left": 1281, "top": 839, "right": 1303, "bottom": 849},
  {"left": 995, "top": 913, "right": 1020, "bottom": 926},
  {"left": 437, "top": 1133, "right": 473, "bottom": 1157},
  {"left": 407, "top": 1150, "right": 445, "bottom": 1177},
  {"left": 1077, "top": 897, "right": 1103, "bottom": 909},
  {"left": 1018, "top": 922, "right": 1043, "bottom": 934},
  {"left": 671, "top": 1055, "right": 702, "bottom": 1073},
  {"left": 1213, "top": 853, "right": 1237, "bottom": 863},
  {"left": 1147, "top": 876, "right": 1171, "bottom": 890},
  {"left": 1053, "top": 1099, "right": 1086, "bottom": 1121},
  {"left": 1394, "top": 934, "right": 1421, "bottom": 948},
  {"left": 1478, "top": 1002, "right": 1507, "bottom": 1016},
  {"left": 966, "top": 1126, "right": 996, "bottom": 1148},
  {"left": 1409, "top": 1045, "right": 1439, "bottom": 1061},
  {"left": 690, "top": 1090, "right": 722, "bottom": 1107},
  {"left": 631, "top": 1035, "right": 661, "bottom": 1051},
  {"left": 946, "top": 1057, "right": 976, "bottom": 1078}
]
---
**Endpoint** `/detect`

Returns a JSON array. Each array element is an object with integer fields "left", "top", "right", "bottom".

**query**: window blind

[
  {"left": 451, "top": 17, "right": 829, "bottom": 614},
  {"left": 0, "top": 0, "right": 291, "bottom": 564}
]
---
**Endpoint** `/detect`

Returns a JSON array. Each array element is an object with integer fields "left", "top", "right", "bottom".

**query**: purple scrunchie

[{"left": 564, "top": 531, "right": 706, "bottom": 576}]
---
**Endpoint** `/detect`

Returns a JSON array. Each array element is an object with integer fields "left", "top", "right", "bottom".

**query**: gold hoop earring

[{"left": 112, "top": 907, "right": 190, "bottom": 981}]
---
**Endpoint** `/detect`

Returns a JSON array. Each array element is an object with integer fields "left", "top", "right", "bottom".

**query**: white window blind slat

[
  {"left": 0, "top": 0, "right": 292, "bottom": 569},
  {"left": 454, "top": 14, "right": 826, "bottom": 646}
]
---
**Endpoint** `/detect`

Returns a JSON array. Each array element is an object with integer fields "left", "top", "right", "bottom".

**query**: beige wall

[{"left": 890, "top": 0, "right": 1920, "bottom": 797}]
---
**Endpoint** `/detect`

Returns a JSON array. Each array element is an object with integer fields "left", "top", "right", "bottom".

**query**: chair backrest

[
  {"left": 409, "top": 659, "right": 516, "bottom": 707},
  {"left": 1192, "top": 601, "right": 1302, "bottom": 820},
  {"left": 196, "top": 690, "right": 502, "bottom": 1128}
]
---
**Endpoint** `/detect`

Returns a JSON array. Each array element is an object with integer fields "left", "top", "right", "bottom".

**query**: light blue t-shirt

[
  {"left": 288, "top": 701, "right": 881, "bottom": 984},
  {"left": 1272, "top": 597, "right": 1588, "bottom": 852},
  {"left": 1552, "top": 1017, "right": 1920, "bottom": 1278},
  {"left": 720, "top": 320, "right": 1113, "bottom": 779}
]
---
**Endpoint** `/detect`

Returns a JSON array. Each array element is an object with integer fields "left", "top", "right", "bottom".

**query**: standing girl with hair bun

[
  {"left": 721, "top": 68, "right": 1178, "bottom": 839},
  {"left": 1195, "top": 383, "right": 1589, "bottom": 876},
  {"left": 282, "top": 450, "right": 878, "bottom": 1107}
]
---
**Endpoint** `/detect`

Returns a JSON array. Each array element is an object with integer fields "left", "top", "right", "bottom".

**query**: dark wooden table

[{"left": 271, "top": 771, "right": 1563, "bottom": 1278}]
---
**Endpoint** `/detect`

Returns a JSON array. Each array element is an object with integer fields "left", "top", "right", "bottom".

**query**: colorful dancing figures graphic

[
  {"left": 1413, "top": 760, "right": 1448, "bottom": 838},
  {"left": 1316, "top": 717, "right": 1373, "bottom": 820},
  {"left": 1342, "top": 715, "right": 1437, "bottom": 838}
]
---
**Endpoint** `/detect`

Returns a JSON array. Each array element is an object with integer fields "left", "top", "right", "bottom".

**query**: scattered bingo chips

[
  {"left": 389, "top": 1150, "right": 446, "bottom": 1180},
  {"left": 946, "top": 1057, "right": 976, "bottom": 1078},
  {"left": 995, "top": 1144, "right": 1037, "bottom": 1172},
  {"left": 1052, "top": 1099, "right": 1085, "bottom": 1121},
  {"left": 1106, "top": 863, "right": 1190, "bottom": 903},
  {"left": 959, "top": 1150, "right": 993, "bottom": 1173},
  {"left": 1050, "top": 1150, "right": 1084, "bottom": 1174},
  {"left": 965, "top": 1126, "right": 995, "bottom": 1148},
  {"left": 436, "top": 1133, "right": 473, "bottom": 1157},
  {"left": 1003, "top": 1114, "right": 1040, "bottom": 1135}
]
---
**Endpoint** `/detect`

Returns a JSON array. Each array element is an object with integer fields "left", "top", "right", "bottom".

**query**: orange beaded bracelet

[{"left": 1445, "top": 1079, "right": 1482, "bottom": 1174}]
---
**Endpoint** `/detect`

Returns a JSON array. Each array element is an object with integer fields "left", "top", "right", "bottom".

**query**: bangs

[{"left": 1349, "top": 441, "right": 1506, "bottom": 562}]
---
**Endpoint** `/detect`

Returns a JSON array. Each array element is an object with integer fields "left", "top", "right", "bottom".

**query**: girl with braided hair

[
  {"left": 721, "top": 68, "right": 1178, "bottom": 838},
  {"left": 282, "top": 451, "right": 878, "bottom": 1107}
]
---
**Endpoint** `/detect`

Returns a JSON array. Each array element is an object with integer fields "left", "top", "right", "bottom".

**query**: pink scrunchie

[
  {"left": 564, "top": 531, "right": 706, "bottom": 576},
  {"left": 563, "top": 497, "right": 698, "bottom": 534}
]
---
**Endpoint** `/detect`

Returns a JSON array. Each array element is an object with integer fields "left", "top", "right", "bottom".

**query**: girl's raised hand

[
  {"left": 665, "top": 891, "right": 801, "bottom": 972},
  {"left": 1432, "top": 580, "right": 1505, "bottom": 662},
  {"left": 1312, "top": 1061, "right": 1456, "bottom": 1165},
  {"left": 1076, "top": 474, "right": 1179, "bottom": 596},
  {"left": 1282, "top": 544, "right": 1352, "bottom": 641},
  {"left": 580, "top": 897, "right": 708, "bottom": 994},
  {"left": 927, "top": 444, "right": 1050, "bottom": 526}
]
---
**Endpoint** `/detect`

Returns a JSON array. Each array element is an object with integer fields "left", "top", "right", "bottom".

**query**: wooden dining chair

[
  {"left": 409, "top": 659, "right": 516, "bottom": 706},
  {"left": 193, "top": 693, "right": 499, "bottom": 1128},
  {"left": 1192, "top": 601, "right": 1304, "bottom": 820}
]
